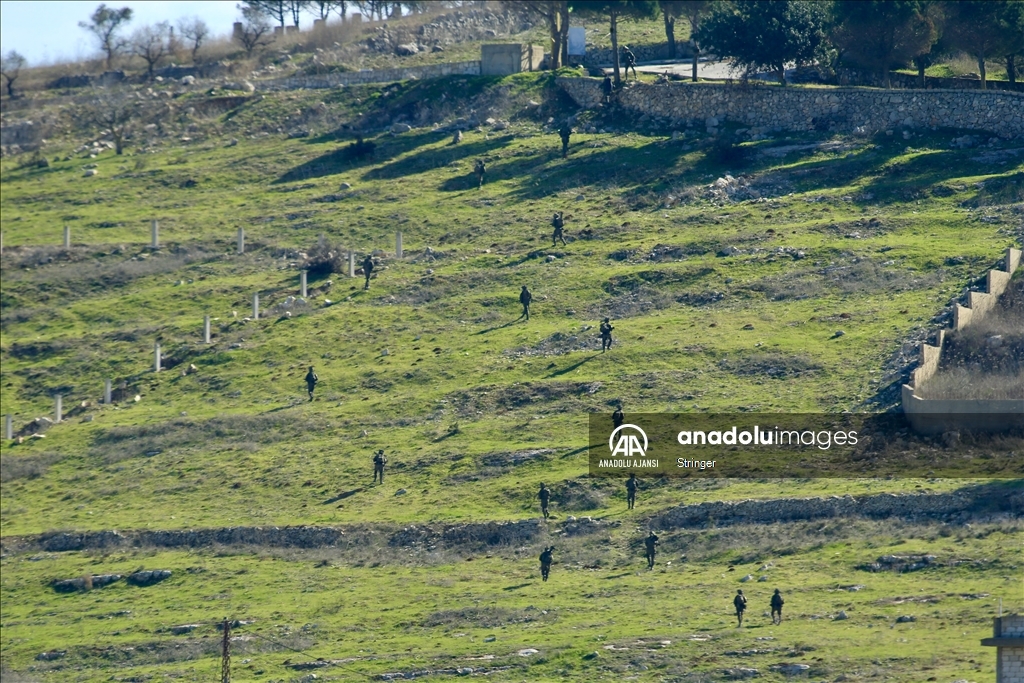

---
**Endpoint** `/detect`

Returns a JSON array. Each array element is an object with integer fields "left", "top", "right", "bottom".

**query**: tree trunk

[
  {"left": 559, "top": 4, "right": 569, "bottom": 67},
  {"left": 884, "top": 69, "right": 891, "bottom": 89},
  {"left": 918, "top": 62, "right": 926, "bottom": 88},
  {"left": 778, "top": 64, "right": 786, "bottom": 86},
  {"left": 664, "top": 14, "right": 676, "bottom": 60},
  {"left": 1007, "top": 54, "right": 1016, "bottom": 85},
  {"left": 978, "top": 54, "right": 986, "bottom": 90},
  {"left": 549, "top": 12, "right": 561, "bottom": 69},
  {"left": 692, "top": 43, "right": 698, "bottom": 82},
  {"left": 610, "top": 11, "right": 620, "bottom": 87},
  {"left": 113, "top": 131, "right": 124, "bottom": 155}
]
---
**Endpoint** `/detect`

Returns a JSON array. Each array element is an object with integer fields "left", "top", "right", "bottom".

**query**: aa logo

[{"left": 609, "top": 424, "right": 648, "bottom": 458}]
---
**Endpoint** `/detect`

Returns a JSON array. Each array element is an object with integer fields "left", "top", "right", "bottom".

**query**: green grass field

[{"left": 1, "top": 72, "right": 1022, "bottom": 681}]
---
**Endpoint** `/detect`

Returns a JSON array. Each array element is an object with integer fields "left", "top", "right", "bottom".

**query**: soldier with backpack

[
  {"left": 734, "top": 589, "right": 748, "bottom": 627},
  {"left": 538, "top": 483, "right": 551, "bottom": 519},
  {"left": 539, "top": 546, "right": 554, "bottom": 581},
  {"left": 304, "top": 366, "right": 319, "bottom": 402},
  {"left": 372, "top": 449, "right": 387, "bottom": 484},
  {"left": 644, "top": 532, "right": 660, "bottom": 569},
  {"left": 771, "top": 588, "right": 784, "bottom": 624}
]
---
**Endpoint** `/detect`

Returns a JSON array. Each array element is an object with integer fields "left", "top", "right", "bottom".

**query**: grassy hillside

[{"left": 1, "top": 72, "right": 1022, "bottom": 681}]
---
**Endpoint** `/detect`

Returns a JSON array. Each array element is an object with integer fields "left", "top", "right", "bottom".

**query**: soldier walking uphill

[
  {"left": 771, "top": 588, "right": 785, "bottom": 625},
  {"left": 602, "top": 75, "right": 613, "bottom": 103},
  {"left": 539, "top": 546, "right": 554, "bottom": 581},
  {"left": 362, "top": 254, "right": 375, "bottom": 290},
  {"left": 558, "top": 121, "right": 572, "bottom": 158},
  {"left": 734, "top": 589, "right": 748, "bottom": 627},
  {"left": 474, "top": 158, "right": 486, "bottom": 189},
  {"left": 600, "top": 317, "right": 614, "bottom": 352},
  {"left": 304, "top": 366, "right": 319, "bottom": 402},
  {"left": 551, "top": 212, "right": 569, "bottom": 247},
  {"left": 519, "top": 285, "right": 533, "bottom": 320},
  {"left": 626, "top": 472, "right": 639, "bottom": 510},
  {"left": 644, "top": 532, "right": 659, "bottom": 569},
  {"left": 372, "top": 449, "right": 387, "bottom": 484},
  {"left": 612, "top": 405, "right": 625, "bottom": 429},
  {"left": 622, "top": 46, "right": 638, "bottom": 81},
  {"left": 538, "top": 482, "right": 551, "bottom": 519}
]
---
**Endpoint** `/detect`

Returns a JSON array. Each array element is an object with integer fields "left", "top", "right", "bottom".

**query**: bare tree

[
  {"left": 1, "top": 49, "right": 27, "bottom": 98},
  {"left": 236, "top": 5, "right": 275, "bottom": 54},
  {"left": 131, "top": 22, "right": 170, "bottom": 80},
  {"left": 86, "top": 88, "right": 137, "bottom": 155},
  {"left": 310, "top": 1, "right": 348, "bottom": 20},
  {"left": 177, "top": 16, "right": 210, "bottom": 62},
  {"left": 288, "top": 0, "right": 310, "bottom": 26},
  {"left": 510, "top": 1, "right": 569, "bottom": 69},
  {"left": 243, "top": 0, "right": 287, "bottom": 27},
  {"left": 79, "top": 4, "right": 134, "bottom": 69}
]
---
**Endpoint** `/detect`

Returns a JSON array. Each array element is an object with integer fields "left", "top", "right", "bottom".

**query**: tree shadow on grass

[
  {"left": 363, "top": 134, "right": 517, "bottom": 182},
  {"left": 274, "top": 130, "right": 439, "bottom": 184}
]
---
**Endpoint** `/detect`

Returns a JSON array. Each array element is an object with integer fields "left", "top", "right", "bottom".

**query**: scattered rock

[
  {"left": 772, "top": 663, "right": 811, "bottom": 675},
  {"left": 395, "top": 43, "right": 420, "bottom": 56},
  {"left": 83, "top": 169, "right": 98, "bottom": 177},
  {"left": 740, "top": 574, "right": 754, "bottom": 582},
  {"left": 517, "top": 648, "right": 539, "bottom": 656},
  {"left": 832, "top": 330, "right": 845, "bottom": 338},
  {"left": 834, "top": 610, "right": 848, "bottom": 620},
  {"left": 895, "top": 615, "right": 916, "bottom": 623},
  {"left": 395, "top": 488, "right": 407, "bottom": 496},
  {"left": 722, "top": 667, "right": 760, "bottom": 680},
  {"left": 127, "top": 569, "right": 172, "bottom": 586},
  {"left": 36, "top": 651, "right": 66, "bottom": 661},
  {"left": 170, "top": 624, "right": 200, "bottom": 635},
  {"left": 390, "top": 122, "right": 412, "bottom": 134}
]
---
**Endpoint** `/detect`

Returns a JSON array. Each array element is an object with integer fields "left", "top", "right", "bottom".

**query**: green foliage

[
  {"left": 941, "top": 0, "right": 1024, "bottom": 88},
  {"left": 695, "top": 0, "right": 833, "bottom": 85},
  {"left": 832, "top": 1, "right": 940, "bottom": 88},
  {"left": 77, "top": 3, "right": 134, "bottom": 68}
]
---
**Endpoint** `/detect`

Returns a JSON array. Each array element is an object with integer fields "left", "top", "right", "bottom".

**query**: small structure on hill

[
  {"left": 981, "top": 612, "right": 1024, "bottom": 683},
  {"left": 481, "top": 44, "right": 545, "bottom": 76}
]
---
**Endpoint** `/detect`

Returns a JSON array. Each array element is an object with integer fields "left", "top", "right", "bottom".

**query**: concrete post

[
  {"left": 204, "top": 315, "right": 211, "bottom": 343},
  {"left": 348, "top": 251, "right": 356, "bottom": 278},
  {"left": 151, "top": 220, "right": 159, "bottom": 249},
  {"left": 300, "top": 270, "right": 308, "bottom": 298},
  {"left": 63, "top": 224, "right": 71, "bottom": 248},
  {"left": 104, "top": 378, "right": 112, "bottom": 405},
  {"left": 396, "top": 231, "right": 403, "bottom": 258},
  {"left": 5, "top": 413, "right": 12, "bottom": 440},
  {"left": 154, "top": 341, "right": 162, "bottom": 372},
  {"left": 319, "top": 233, "right": 326, "bottom": 248},
  {"left": 237, "top": 227, "right": 245, "bottom": 254},
  {"left": 253, "top": 293, "right": 260, "bottom": 320},
  {"left": 55, "top": 394, "right": 63, "bottom": 423}
]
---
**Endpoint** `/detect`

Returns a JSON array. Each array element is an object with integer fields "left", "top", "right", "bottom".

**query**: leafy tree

[
  {"left": 941, "top": 0, "right": 1022, "bottom": 89},
  {"left": 1, "top": 50, "right": 27, "bottom": 98},
  {"left": 236, "top": 5, "right": 275, "bottom": 54},
  {"left": 131, "top": 22, "right": 170, "bottom": 80},
  {"left": 570, "top": 1, "right": 659, "bottom": 85},
  {"left": 695, "top": 0, "right": 831, "bottom": 85},
  {"left": 177, "top": 16, "right": 210, "bottom": 62},
  {"left": 661, "top": 1, "right": 707, "bottom": 79},
  {"left": 79, "top": 4, "right": 134, "bottom": 69},
  {"left": 509, "top": 1, "right": 570, "bottom": 68},
  {"left": 832, "top": 1, "right": 939, "bottom": 88}
]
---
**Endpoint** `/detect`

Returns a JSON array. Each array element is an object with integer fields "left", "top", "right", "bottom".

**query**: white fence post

[
  {"left": 396, "top": 231, "right": 403, "bottom": 258},
  {"left": 5, "top": 413, "right": 12, "bottom": 440},
  {"left": 204, "top": 315, "right": 211, "bottom": 343},
  {"left": 54, "top": 394, "right": 63, "bottom": 423},
  {"left": 237, "top": 227, "right": 245, "bottom": 254},
  {"left": 104, "top": 378, "right": 112, "bottom": 405},
  {"left": 63, "top": 224, "right": 71, "bottom": 248},
  {"left": 151, "top": 220, "right": 159, "bottom": 249},
  {"left": 300, "top": 270, "right": 308, "bottom": 298},
  {"left": 253, "top": 293, "right": 260, "bottom": 320},
  {"left": 154, "top": 341, "right": 162, "bottom": 372},
  {"left": 348, "top": 251, "right": 356, "bottom": 278}
]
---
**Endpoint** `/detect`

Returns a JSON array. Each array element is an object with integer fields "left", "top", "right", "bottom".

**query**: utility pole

[{"left": 221, "top": 618, "right": 231, "bottom": 683}]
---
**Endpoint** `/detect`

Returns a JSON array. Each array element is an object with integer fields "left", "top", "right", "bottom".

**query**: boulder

[
  {"left": 390, "top": 122, "right": 412, "bottom": 134},
  {"left": 396, "top": 43, "right": 420, "bottom": 56},
  {"left": 127, "top": 569, "right": 172, "bottom": 586}
]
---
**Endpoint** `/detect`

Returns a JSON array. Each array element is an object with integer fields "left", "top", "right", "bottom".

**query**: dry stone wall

[
  {"left": 259, "top": 60, "right": 481, "bottom": 90},
  {"left": 558, "top": 77, "right": 1024, "bottom": 139}
]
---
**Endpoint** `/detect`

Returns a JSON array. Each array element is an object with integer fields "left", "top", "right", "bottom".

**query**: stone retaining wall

[
  {"left": 258, "top": 60, "right": 481, "bottom": 90},
  {"left": 558, "top": 76, "right": 1024, "bottom": 138},
  {"left": 902, "top": 248, "right": 1023, "bottom": 434},
  {"left": 4, "top": 487, "right": 1017, "bottom": 555}
]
